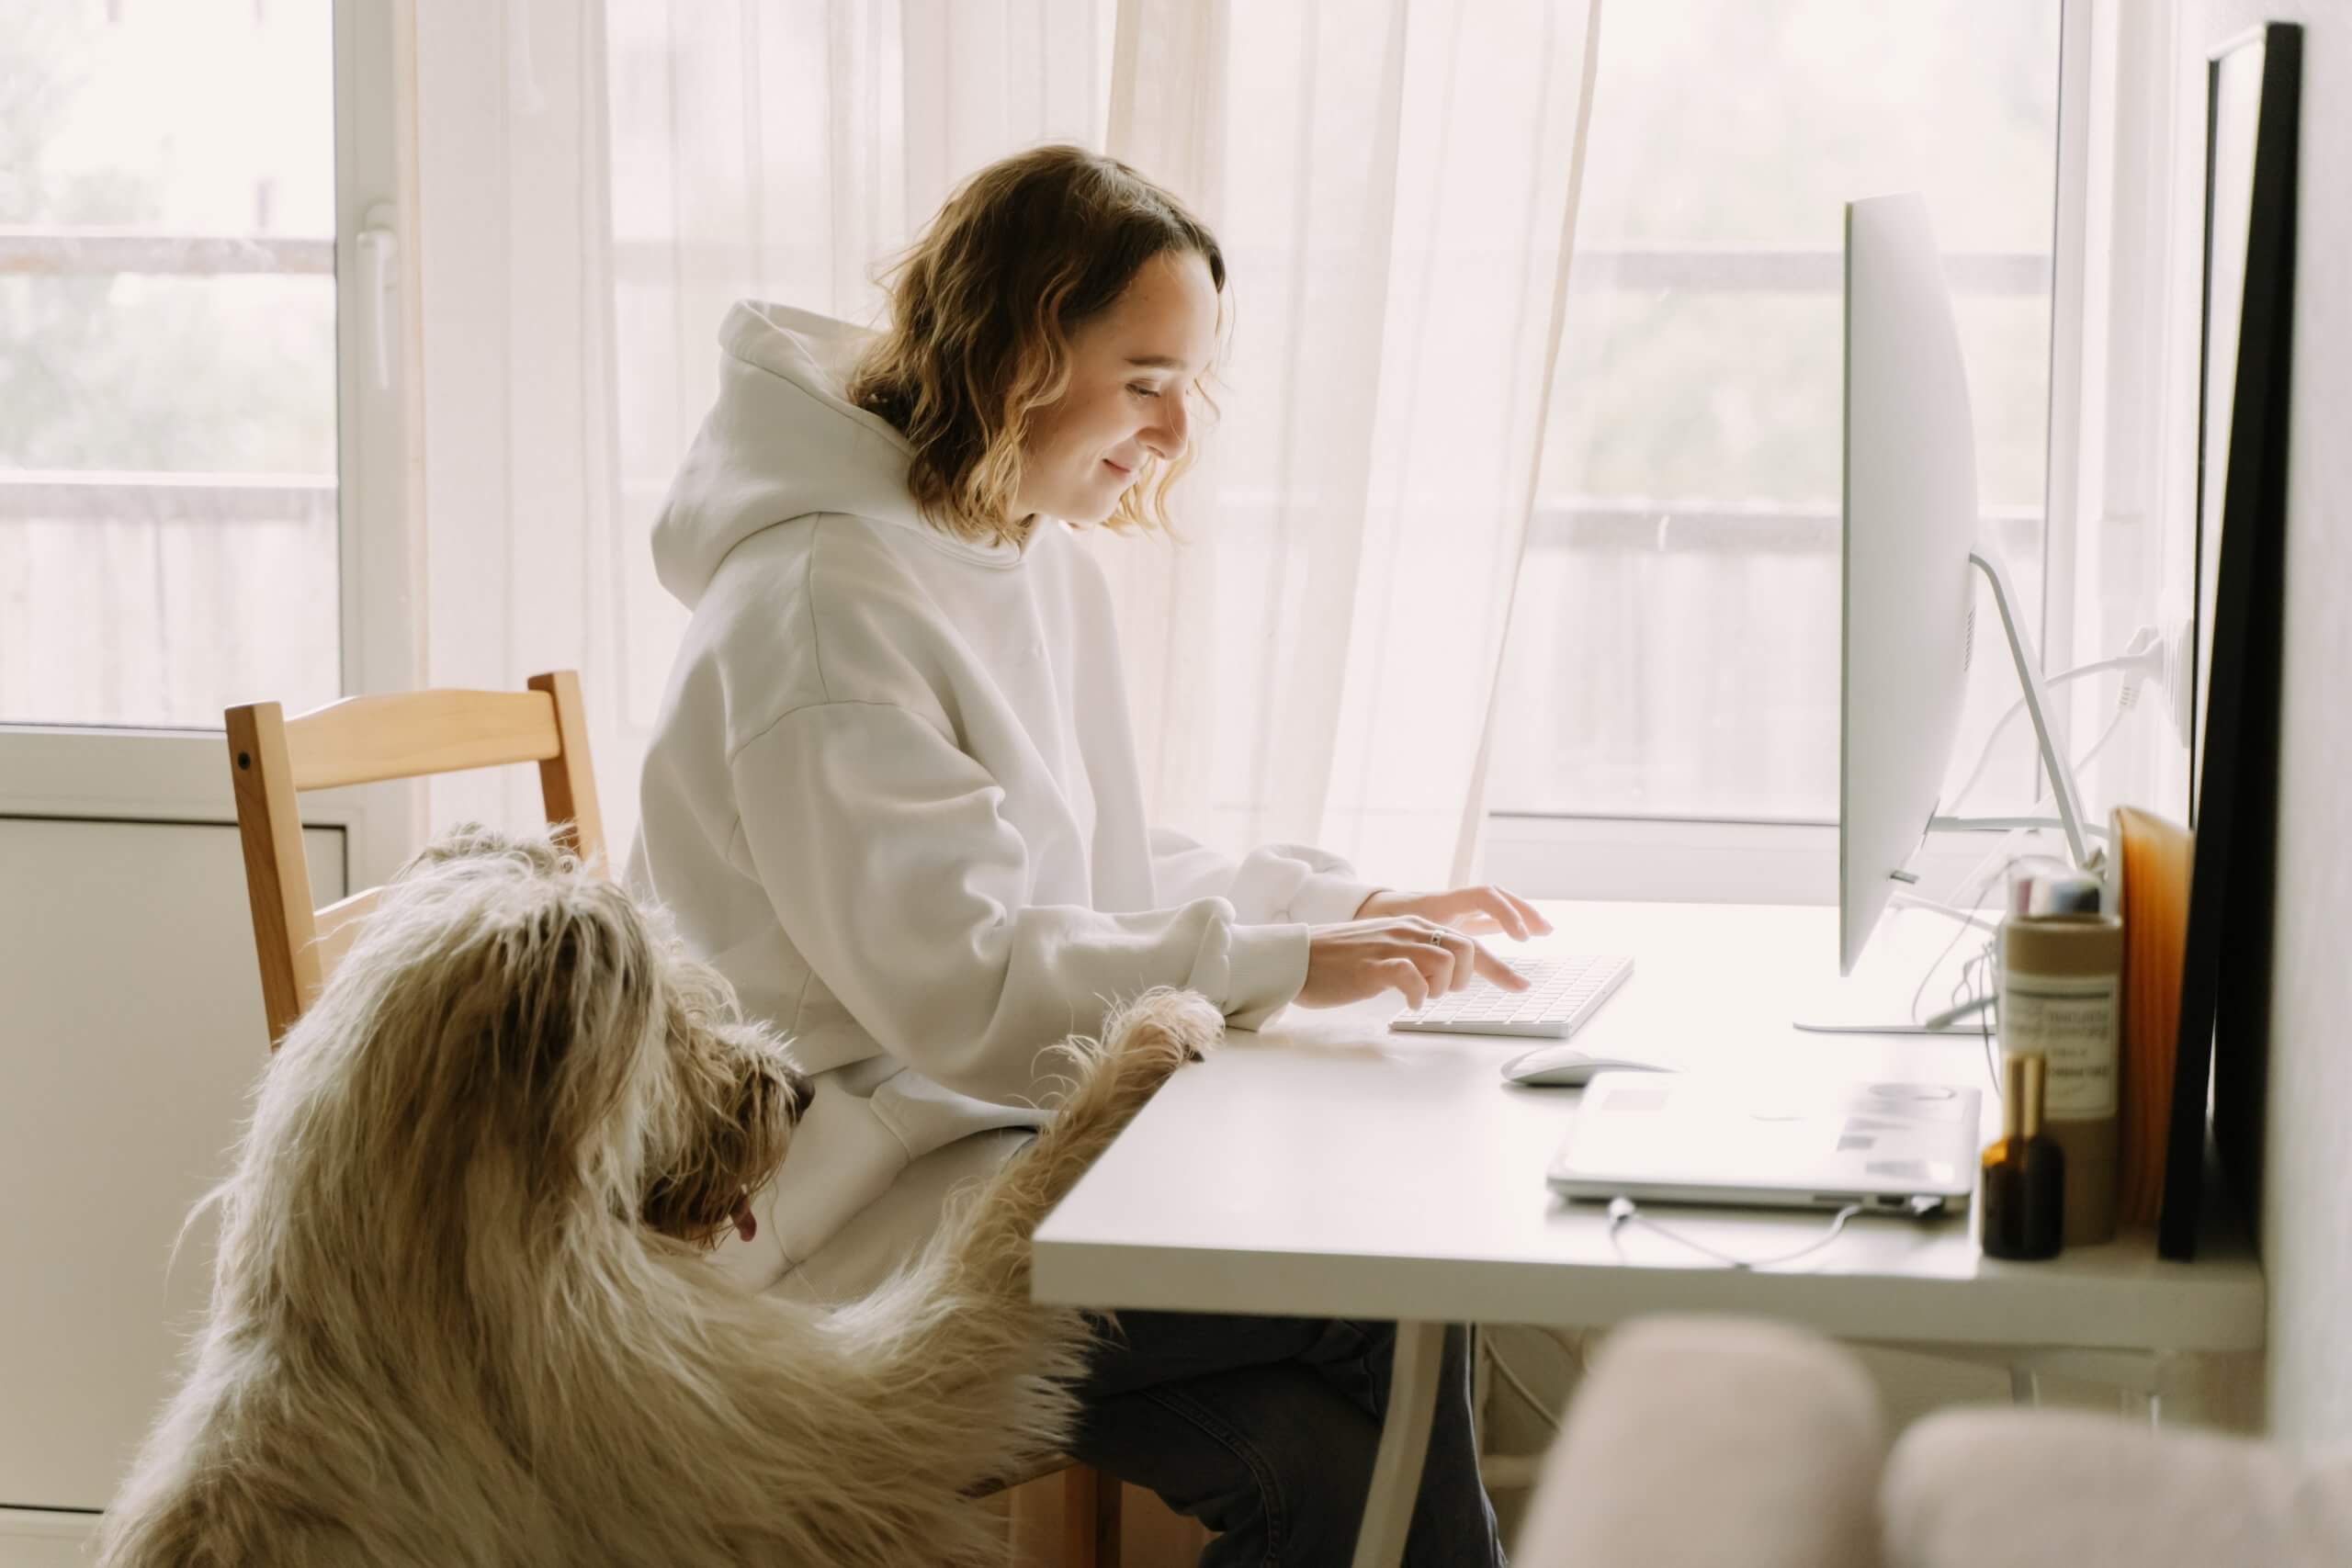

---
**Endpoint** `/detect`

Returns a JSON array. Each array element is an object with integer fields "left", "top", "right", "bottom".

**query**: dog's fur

[{"left": 97, "top": 826, "right": 1219, "bottom": 1567}]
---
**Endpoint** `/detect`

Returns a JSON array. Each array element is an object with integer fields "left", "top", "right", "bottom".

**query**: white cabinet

[{"left": 0, "top": 817, "right": 341, "bottom": 1522}]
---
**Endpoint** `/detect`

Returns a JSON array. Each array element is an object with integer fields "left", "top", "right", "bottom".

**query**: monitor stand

[
  {"left": 1800, "top": 547, "right": 2101, "bottom": 1035},
  {"left": 1925, "top": 549, "right": 2093, "bottom": 866}
]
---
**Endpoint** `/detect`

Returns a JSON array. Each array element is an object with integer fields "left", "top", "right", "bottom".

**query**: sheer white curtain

[
  {"left": 406, "top": 0, "right": 1599, "bottom": 893},
  {"left": 1097, "top": 0, "right": 1601, "bottom": 888},
  {"left": 408, "top": 0, "right": 632, "bottom": 839}
]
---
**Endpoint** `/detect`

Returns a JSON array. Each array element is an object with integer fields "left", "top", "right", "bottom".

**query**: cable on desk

[{"left": 1605, "top": 1196, "right": 1875, "bottom": 1270}]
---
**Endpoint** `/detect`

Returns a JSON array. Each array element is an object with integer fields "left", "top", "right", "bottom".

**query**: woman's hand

[
  {"left": 1295, "top": 918, "right": 1529, "bottom": 1011},
  {"left": 1353, "top": 885, "right": 1555, "bottom": 942}
]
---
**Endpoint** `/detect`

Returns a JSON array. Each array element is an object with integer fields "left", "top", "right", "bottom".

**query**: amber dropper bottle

[{"left": 1981, "top": 1051, "right": 2065, "bottom": 1261}]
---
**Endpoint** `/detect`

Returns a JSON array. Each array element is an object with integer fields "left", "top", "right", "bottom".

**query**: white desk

[{"left": 1032, "top": 900, "right": 2265, "bottom": 1568}]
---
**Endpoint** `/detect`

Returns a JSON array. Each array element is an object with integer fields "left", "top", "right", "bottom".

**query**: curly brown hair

[{"left": 847, "top": 144, "right": 1226, "bottom": 548}]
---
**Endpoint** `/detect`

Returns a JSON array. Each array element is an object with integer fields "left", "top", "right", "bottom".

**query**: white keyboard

[{"left": 1391, "top": 953, "right": 1634, "bottom": 1038}]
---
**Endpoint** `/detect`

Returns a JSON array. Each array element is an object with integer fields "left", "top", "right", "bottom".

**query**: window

[
  {"left": 1, "top": 0, "right": 343, "bottom": 729},
  {"left": 1486, "top": 1, "right": 2064, "bottom": 843}
]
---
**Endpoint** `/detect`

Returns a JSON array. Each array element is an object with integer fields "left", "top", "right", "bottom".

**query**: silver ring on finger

[{"left": 1425, "top": 929, "right": 1449, "bottom": 945}]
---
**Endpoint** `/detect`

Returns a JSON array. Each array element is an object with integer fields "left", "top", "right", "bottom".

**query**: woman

[{"left": 631, "top": 143, "right": 1544, "bottom": 1566}]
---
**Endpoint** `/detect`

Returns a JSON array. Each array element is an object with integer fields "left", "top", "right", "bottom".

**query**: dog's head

[{"left": 290, "top": 825, "right": 808, "bottom": 1256}]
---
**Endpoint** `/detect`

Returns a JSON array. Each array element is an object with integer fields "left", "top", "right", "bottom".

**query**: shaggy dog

[{"left": 97, "top": 826, "right": 1218, "bottom": 1566}]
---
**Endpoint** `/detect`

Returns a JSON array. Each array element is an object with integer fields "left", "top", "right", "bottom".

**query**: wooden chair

[
  {"left": 221, "top": 670, "right": 1122, "bottom": 1566},
  {"left": 224, "top": 671, "right": 605, "bottom": 1044},
  {"left": 1006, "top": 1461, "right": 1123, "bottom": 1566}
]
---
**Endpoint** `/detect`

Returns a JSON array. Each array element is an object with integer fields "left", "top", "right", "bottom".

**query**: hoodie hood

[{"left": 650, "top": 301, "right": 1016, "bottom": 610}]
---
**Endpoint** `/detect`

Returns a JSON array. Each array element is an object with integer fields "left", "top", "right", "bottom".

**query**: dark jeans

[{"left": 1066, "top": 1313, "right": 1505, "bottom": 1567}]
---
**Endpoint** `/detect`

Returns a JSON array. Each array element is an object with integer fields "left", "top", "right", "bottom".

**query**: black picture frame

[{"left": 2158, "top": 21, "right": 2300, "bottom": 1261}]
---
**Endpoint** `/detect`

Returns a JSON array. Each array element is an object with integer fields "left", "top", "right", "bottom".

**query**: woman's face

[{"left": 1016, "top": 247, "right": 1218, "bottom": 526}]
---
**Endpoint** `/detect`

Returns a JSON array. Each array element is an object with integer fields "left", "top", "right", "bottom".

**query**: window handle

[{"left": 356, "top": 203, "right": 399, "bottom": 393}]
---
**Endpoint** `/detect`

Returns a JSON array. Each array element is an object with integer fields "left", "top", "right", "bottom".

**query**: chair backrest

[{"left": 223, "top": 670, "right": 604, "bottom": 1045}]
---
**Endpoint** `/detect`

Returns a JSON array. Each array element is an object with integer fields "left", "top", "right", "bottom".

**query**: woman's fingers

[
  {"left": 1379, "top": 955, "right": 1433, "bottom": 1010},
  {"left": 1473, "top": 886, "right": 1547, "bottom": 941},
  {"left": 1391, "top": 922, "right": 1456, "bottom": 995},
  {"left": 1469, "top": 888, "right": 1530, "bottom": 941},
  {"left": 1500, "top": 886, "right": 1553, "bottom": 937},
  {"left": 1440, "top": 886, "right": 1549, "bottom": 942},
  {"left": 1402, "top": 919, "right": 1521, "bottom": 994},
  {"left": 1432, "top": 914, "right": 1528, "bottom": 990},
  {"left": 1301, "top": 913, "right": 1544, "bottom": 1011},
  {"left": 1423, "top": 924, "right": 1474, "bottom": 993},
  {"left": 1472, "top": 941, "right": 1530, "bottom": 990}
]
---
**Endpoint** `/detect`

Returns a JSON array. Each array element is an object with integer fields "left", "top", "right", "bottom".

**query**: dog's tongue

[{"left": 729, "top": 1192, "right": 757, "bottom": 1244}]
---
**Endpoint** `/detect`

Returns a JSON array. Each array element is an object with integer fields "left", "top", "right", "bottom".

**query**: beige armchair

[{"left": 1512, "top": 1315, "right": 2352, "bottom": 1568}]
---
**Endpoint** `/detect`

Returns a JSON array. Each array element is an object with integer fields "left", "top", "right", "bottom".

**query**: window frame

[
  {"left": 0, "top": 0, "right": 418, "bottom": 888},
  {"left": 1482, "top": 0, "right": 2098, "bottom": 908}
]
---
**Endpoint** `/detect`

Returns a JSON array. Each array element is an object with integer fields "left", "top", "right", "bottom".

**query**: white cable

[
  {"left": 1905, "top": 830, "right": 2032, "bottom": 1029},
  {"left": 1939, "top": 828, "right": 2036, "bottom": 913},
  {"left": 2072, "top": 695, "right": 2133, "bottom": 777},
  {"left": 1605, "top": 1197, "right": 1871, "bottom": 1270},
  {"left": 1917, "top": 991, "right": 1995, "bottom": 1031},
  {"left": 1911, "top": 692, "right": 2133, "bottom": 1042},
  {"left": 1963, "top": 943, "right": 2002, "bottom": 1090},
  {"left": 1945, "top": 634, "right": 2163, "bottom": 814},
  {"left": 1484, "top": 1340, "right": 1562, "bottom": 1432},
  {"left": 1888, "top": 889, "right": 2001, "bottom": 934},
  {"left": 1539, "top": 1325, "right": 1591, "bottom": 1376}
]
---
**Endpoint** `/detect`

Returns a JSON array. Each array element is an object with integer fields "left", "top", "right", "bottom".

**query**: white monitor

[
  {"left": 1838, "top": 193, "right": 2090, "bottom": 979},
  {"left": 1839, "top": 194, "right": 1979, "bottom": 976}
]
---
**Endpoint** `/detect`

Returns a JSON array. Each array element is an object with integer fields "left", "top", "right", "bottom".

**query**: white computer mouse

[{"left": 1500, "top": 1043, "right": 1677, "bottom": 1088}]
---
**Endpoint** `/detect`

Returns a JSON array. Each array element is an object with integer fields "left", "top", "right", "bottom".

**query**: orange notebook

[{"left": 2112, "top": 806, "right": 2193, "bottom": 1228}]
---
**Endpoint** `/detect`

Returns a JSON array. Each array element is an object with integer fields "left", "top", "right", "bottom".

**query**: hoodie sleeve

[
  {"left": 1148, "top": 828, "right": 1384, "bottom": 927},
  {"left": 731, "top": 701, "right": 1311, "bottom": 1106}
]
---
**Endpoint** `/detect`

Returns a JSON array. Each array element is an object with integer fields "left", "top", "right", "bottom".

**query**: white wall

[{"left": 2184, "top": 0, "right": 2352, "bottom": 1448}]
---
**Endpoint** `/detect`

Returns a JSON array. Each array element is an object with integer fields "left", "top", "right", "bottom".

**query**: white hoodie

[{"left": 628, "top": 301, "right": 1378, "bottom": 1293}]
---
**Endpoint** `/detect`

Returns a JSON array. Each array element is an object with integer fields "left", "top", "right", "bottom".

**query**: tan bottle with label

[{"left": 1997, "top": 869, "right": 2123, "bottom": 1246}]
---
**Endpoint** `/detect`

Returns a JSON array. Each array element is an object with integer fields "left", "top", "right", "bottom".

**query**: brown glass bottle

[{"left": 1981, "top": 1052, "right": 2065, "bottom": 1261}]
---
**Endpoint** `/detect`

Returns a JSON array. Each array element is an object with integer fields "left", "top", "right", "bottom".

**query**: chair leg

[{"left": 1060, "top": 1462, "right": 1121, "bottom": 1568}]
